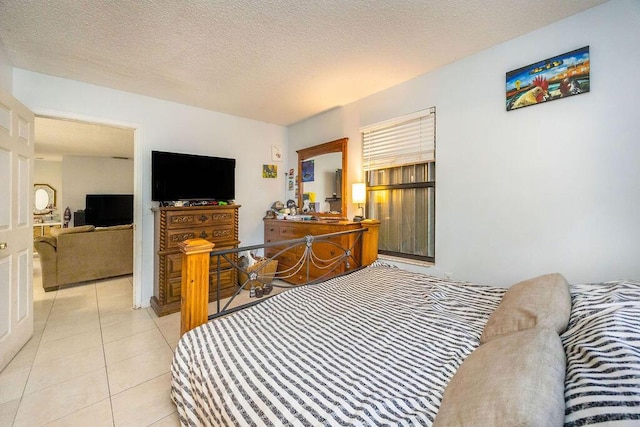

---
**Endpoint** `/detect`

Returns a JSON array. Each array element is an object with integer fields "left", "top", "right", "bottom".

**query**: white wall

[
  {"left": 288, "top": 0, "right": 640, "bottom": 286},
  {"left": 34, "top": 156, "right": 133, "bottom": 225},
  {"left": 13, "top": 73, "right": 287, "bottom": 306},
  {"left": 62, "top": 156, "right": 134, "bottom": 222}
]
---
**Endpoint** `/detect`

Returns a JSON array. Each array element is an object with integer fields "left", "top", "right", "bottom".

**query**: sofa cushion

[
  {"left": 56, "top": 226, "right": 133, "bottom": 286},
  {"left": 480, "top": 272, "right": 571, "bottom": 344},
  {"left": 434, "top": 327, "right": 566, "bottom": 427},
  {"left": 50, "top": 225, "right": 95, "bottom": 238}
]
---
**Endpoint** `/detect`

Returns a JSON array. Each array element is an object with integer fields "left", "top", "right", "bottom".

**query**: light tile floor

[
  {"left": 0, "top": 260, "right": 183, "bottom": 426},
  {"left": 0, "top": 259, "right": 276, "bottom": 426}
]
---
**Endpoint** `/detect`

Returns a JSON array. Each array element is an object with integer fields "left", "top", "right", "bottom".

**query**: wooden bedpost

[
  {"left": 359, "top": 219, "right": 381, "bottom": 266},
  {"left": 178, "top": 238, "right": 215, "bottom": 337}
]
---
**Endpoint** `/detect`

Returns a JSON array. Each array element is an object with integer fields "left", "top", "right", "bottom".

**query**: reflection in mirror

[
  {"left": 34, "top": 189, "right": 49, "bottom": 210},
  {"left": 297, "top": 137, "right": 348, "bottom": 218},
  {"left": 33, "top": 184, "right": 56, "bottom": 215}
]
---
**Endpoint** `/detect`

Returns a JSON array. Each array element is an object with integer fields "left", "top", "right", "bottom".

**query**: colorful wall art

[
  {"left": 506, "top": 46, "right": 590, "bottom": 111},
  {"left": 263, "top": 164, "right": 277, "bottom": 178}
]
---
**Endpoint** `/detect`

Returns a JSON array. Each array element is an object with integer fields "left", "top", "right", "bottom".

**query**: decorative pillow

[
  {"left": 480, "top": 273, "right": 570, "bottom": 344},
  {"left": 50, "top": 225, "right": 95, "bottom": 238},
  {"left": 434, "top": 327, "right": 566, "bottom": 427},
  {"left": 95, "top": 224, "right": 133, "bottom": 231}
]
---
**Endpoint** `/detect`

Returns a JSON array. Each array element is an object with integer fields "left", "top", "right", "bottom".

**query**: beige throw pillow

[
  {"left": 480, "top": 273, "right": 570, "bottom": 344},
  {"left": 434, "top": 327, "right": 566, "bottom": 427}
]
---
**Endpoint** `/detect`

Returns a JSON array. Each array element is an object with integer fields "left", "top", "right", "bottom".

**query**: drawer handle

[
  {"left": 200, "top": 231, "right": 208, "bottom": 238},
  {"left": 200, "top": 215, "right": 208, "bottom": 222}
]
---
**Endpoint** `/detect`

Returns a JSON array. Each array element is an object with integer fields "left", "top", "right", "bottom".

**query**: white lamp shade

[{"left": 352, "top": 183, "right": 366, "bottom": 204}]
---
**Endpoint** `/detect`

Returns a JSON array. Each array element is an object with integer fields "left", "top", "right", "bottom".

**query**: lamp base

[{"left": 353, "top": 215, "right": 364, "bottom": 222}]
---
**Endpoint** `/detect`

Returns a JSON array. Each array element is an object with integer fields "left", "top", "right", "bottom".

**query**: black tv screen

[
  {"left": 85, "top": 194, "right": 134, "bottom": 226},
  {"left": 151, "top": 150, "right": 235, "bottom": 202}
]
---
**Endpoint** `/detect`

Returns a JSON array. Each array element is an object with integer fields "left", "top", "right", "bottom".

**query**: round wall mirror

[{"left": 33, "top": 184, "right": 56, "bottom": 215}]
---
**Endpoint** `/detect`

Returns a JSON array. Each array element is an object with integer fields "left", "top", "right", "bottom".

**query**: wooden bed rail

[{"left": 178, "top": 219, "right": 380, "bottom": 336}]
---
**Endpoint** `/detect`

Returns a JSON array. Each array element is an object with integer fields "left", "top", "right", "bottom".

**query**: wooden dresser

[
  {"left": 151, "top": 205, "right": 240, "bottom": 316},
  {"left": 264, "top": 219, "right": 372, "bottom": 285}
]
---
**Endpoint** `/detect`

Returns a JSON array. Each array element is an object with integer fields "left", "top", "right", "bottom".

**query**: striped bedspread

[
  {"left": 170, "top": 265, "right": 505, "bottom": 426},
  {"left": 562, "top": 280, "right": 640, "bottom": 426}
]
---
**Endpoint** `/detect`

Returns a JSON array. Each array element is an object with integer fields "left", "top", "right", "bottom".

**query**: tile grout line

[
  {"left": 96, "top": 281, "right": 117, "bottom": 427},
  {"left": 12, "top": 269, "right": 178, "bottom": 426},
  {"left": 103, "top": 329, "right": 171, "bottom": 367},
  {"left": 35, "top": 281, "right": 113, "bottom": 426},
  {"left": 10, "top": 283, "right": 57, "bottom": 426},
  {"left": 41, "top": 279, "right": 129, "bottom": 425},
  {"left": 13, "top": 279, "right": 99, "bottom": 424},
  {"left": 9, "top": 258, "right": 45, "bottom": 425}
]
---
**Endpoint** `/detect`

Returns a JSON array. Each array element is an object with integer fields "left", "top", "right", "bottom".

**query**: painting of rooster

[{"left": 506, "top": 46, "right": 590, "bottom": 111}]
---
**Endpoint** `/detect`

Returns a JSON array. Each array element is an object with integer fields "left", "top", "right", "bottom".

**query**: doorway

[{"left": 33, "top": 114, "right": 141, "bottom": 306}]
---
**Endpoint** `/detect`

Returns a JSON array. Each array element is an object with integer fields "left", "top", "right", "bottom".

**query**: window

[{"left": 361, "top": 108, "right": 435, "bottom": 262}]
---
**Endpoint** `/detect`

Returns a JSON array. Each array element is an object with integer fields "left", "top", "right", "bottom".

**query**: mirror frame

[
  {"left": 33, "top": 183, "right": 56, "bottom": 215},
  {"left": 297, "top": 137, "right": 348, "bottom": 219}
]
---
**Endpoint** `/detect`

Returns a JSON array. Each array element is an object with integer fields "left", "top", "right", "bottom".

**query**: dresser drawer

[
  {"left": 167, "top": 269, "right": 236, "bottom": 304},
  {"left": 274, "top": 248, "right": 301, "bottom": 265},
  {"left": 263, "top": 219, "right": 364, "bottom": 286},
  {"left": 309, "top": 244, "right": 342, "bottom": 270},
  {"left": 276, "top": 258, "right": 346, "bottom": 284},
  {"left": 210, "top": 251, "right": 237, "bottom": 272},
  {"left": 165, "top": 224, "right": 236, "bottom": 249},
  {"left": 265, "top": 244, "right": 301, "bottom": 261},
  {"left": 306, "top": 259, "right": 345, "bottom": 281},
  {"left": 153, "top": 205, "right": 241, "bottom": 316},
  {"left": 165, "top": 208, "right": 236, "bottom": 230},
  {"left": 278, "top": 224, "right": 310, "bottom": 238},
  {"left": 264, "top": 226, "right": 279, "bottom": 243},
  {"left": 166, "top": 251, "right": 234, "bottom": 277}
]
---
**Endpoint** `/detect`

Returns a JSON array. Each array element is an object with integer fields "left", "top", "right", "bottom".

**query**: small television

[
  {"left": 85, "top": 194, "right": 134, "bottom": 227},
  {"left": 151, "top": 150, "right": 236, "bottom": 202}
]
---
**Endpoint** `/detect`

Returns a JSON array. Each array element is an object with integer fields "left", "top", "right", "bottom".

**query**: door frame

[{"left": 32, "top": 109, "right": 143, "bottom": 307}]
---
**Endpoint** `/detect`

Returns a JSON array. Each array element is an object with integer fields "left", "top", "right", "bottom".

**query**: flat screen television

[
  {"left": 85, "top": 194, "right": 134, "bottom": 227},
  {"left": 151, "top": 150, "right": 236, "bottom": 202}
]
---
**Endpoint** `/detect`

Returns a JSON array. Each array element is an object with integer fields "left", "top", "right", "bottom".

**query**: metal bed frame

[{"left": 207, "top": 227, "right": 367, "bottom": 320}]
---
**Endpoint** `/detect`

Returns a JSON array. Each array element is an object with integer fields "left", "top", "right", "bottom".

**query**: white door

[{"left": 0, "top": 88, "right": 34, "bottom": 371}]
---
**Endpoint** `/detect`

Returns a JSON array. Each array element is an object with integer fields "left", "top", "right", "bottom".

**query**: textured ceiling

[
  {"left": 1, "top": 0, "right": 606, "bottom": 128},
  {"left": 34, "top": 117, "right": 134, "bottom": 161}
]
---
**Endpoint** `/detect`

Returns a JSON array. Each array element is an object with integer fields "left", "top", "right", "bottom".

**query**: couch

[{"left": 34, "top": 224, "right": 133, "bottom": 291}]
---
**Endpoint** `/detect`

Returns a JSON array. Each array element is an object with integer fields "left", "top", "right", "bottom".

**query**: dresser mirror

[
  {"left": 34, "top": 183, "right": 56, "bottom": 215},
  {"left": 297, "top": 137, "right": 348, "bottom": 218}
]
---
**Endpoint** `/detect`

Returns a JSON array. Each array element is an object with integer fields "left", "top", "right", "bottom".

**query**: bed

[
  {"left": 563, "top": 281, "right": 640, "bottom": 425},
  {"left": 170, "top": 263, "right": 640, "bottom": 426}
]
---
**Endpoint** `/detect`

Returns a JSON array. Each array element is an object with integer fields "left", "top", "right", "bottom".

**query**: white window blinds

[{"left": 361, "top": 107, "right": 435, "bottom": 171}]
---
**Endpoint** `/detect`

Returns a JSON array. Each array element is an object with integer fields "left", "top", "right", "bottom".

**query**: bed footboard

[{"left": 178, "top": 219, "right": 380, "bottom": 335}]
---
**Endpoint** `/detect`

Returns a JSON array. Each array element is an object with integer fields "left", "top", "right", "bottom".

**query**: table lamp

[{"left": 352, "top": 183, "right": 366, "bottom": 222}]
